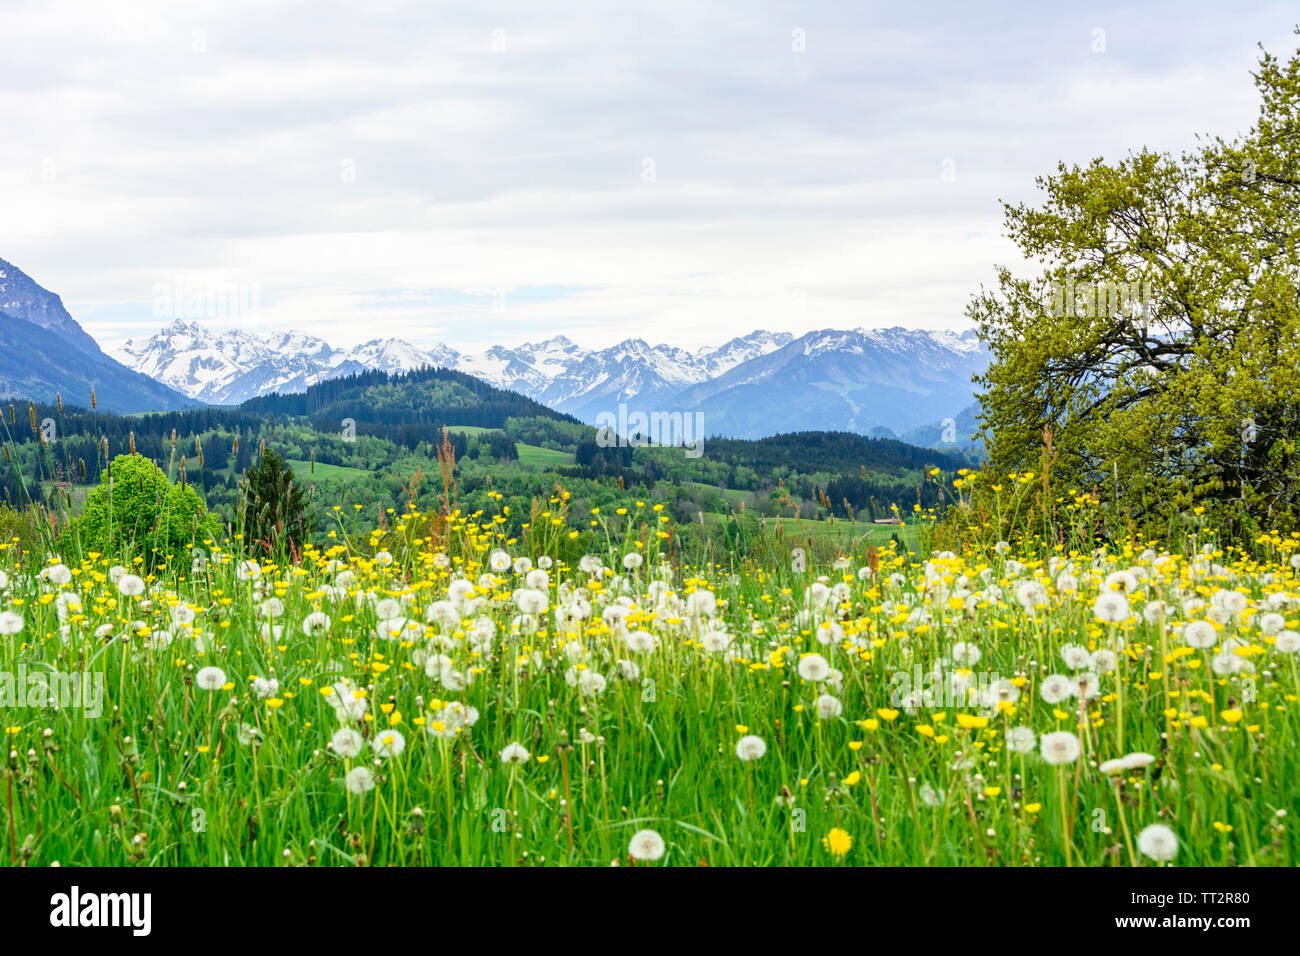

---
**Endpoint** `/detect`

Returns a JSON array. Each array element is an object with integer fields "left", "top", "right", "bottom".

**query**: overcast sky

[{"left": 0, "top": 0, "right": 1294, "bottom": 352}]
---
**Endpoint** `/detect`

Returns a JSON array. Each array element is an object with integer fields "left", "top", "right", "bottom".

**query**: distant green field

[
  {"left": 287, "top": 459, "right": 371, "bottom": 481},
  {"left": 443, "top": 426, "right": 574, "bottom": 469},
  {"left": 704, "top": 512, "right": 918, "bottom": 551},
  {"left": 517, "top": 443, "right": 574, "bottom": 468}
]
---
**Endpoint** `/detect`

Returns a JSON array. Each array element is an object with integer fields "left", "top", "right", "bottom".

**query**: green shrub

[{"left": 66, "top": 453, "right": 220, "bottom": 566}]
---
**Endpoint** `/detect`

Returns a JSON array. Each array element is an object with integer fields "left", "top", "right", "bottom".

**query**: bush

[{"left": 66, "top": 453, "right": 219, "bottom": 566}]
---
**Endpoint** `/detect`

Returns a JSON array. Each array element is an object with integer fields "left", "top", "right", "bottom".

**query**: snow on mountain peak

[{"left": 114, "top": 323, "right": 987, "bottom": 435}]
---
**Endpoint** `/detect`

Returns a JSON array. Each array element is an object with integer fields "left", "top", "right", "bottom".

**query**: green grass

[
  {"left": 704, "top": 512, "right": 920, "bottom": 551},
  {"left": 516, "top": 443, "right": 574, "bottom": 469},
  {"left": 0, "top": 506, "right": 1295, "bottom": 867},
  {"left": 287, "top": 459, "right": 372, "bottom": 481}
]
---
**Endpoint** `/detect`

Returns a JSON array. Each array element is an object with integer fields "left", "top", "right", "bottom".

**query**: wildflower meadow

[{"left": 1, "top": 491, "right": 1295, "bottom": 868}]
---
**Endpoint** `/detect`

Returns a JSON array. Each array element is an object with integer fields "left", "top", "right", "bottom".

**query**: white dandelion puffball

[
  {"left": 1005, "top": 726, "right": 1036, "bottom": 754},
  {"left": 41, "top": 563, "right": 72, "bottom": 586},
  {"left": 440, "top": 668, "right": 469, "bottom": 692},
  {"left": 687, "top": 589, "right": 717, "bottom": 617},
  {"left": 117, "top": 574, "right": 145, "bottom": 597},
  {"left": 251, "top": 677, "right": 279, "bottom": 699},
  {"left": 1070, "top": 672, "right": 1102, "bottom": 701},
  {"left": 488, "top": 549, "right": 512, "bottom": 572},
  {"left": 301, "top": 611, "right": 332, "bottom": 637},
  {"left": 1039, "top": 674, "right": 1073, "bottom": 704},
  {"left": 736, "top": 734, "right": 767, "bottom": 761},
  {"left": 524, "top": 568, "right": 550, "bottom": 591},
  {"left": 447, "top": 578, "right": 474, "bottom": 604},
  {"left": 701, "top": 629, "right": 732, "bottom": 653},
  {"left": 1054, "top": 573, "right": 1079, "bottom": 593},
  {"left": 615, "top": 659, "right": 640, "bottom": 681},
  {"left": 1104, "top": 570, "right": 1139, "bottom": 594},
  {"left": 1137, "top": 823, "right": 1178, "bottom": 862},
  {"left": 328, "top": 683, "right": 369, "bottom": 721},
  {"left": 372, "top": 729, "right": 407, "bottom": 759},
  {"left": 373, "top": 598, "right": 403, "bottom": 621},
  {"left": 331, "top": 728, "right": 364, "bottom": 758},
  {"left": 1091, "top": 649, "right": 1118, "bottom": 674},
  {"left": 622, "top": 552, "right": 644, "bottom": 570},
  {"left": 500, "top": 742, "right": 531, "bottom": 765},
  {"left": 1211, "top": 589, "right": 1248, "bottom": 616},
  {"left": 1275, "top": 630, "right": 1300, "bottom": 654},
  {"left": 815, "top": 694, "right": 843, "bottom": 719},
  {"left": 172, "top": 603, "right": 197, "bottom": 626},
  {"left": 1258, "top": 612, "right": 1285, "bottom": 636},
  {"left": 628, "top": 828, "right": 666, "bottom": 861},
  {"left": 196, "top": 666, "right": 227, "bottom": 691},
  {"left": 344, "top": 767, "right": 375, "bottom": 795},
  {"left": 625, "top": 630, "right": 658, "bottom": 653},
  {"left": 1101, "top": 751, "right": 1157, "bottom": 774},
  {"left": 1211, "top": 651, "right": 1246, "bottom": 676},
  {"left": 797, "top": 653, "right": 831, "bottom": 683},
  {"left": 236, "top": 559, "right": 261, "bottom": 581},
  {"left": 513, "top": 588, "right": 547, "bottom": 616},
  {"left": 576, "top": 670, "right": 607, "bottom": 698},
  {"left": 1060, "top": 643, "right": 1092, "bottom": 670},
  {"left": 1123, "top": 751, "right": 1156, "bottom": 770},
  {"left": 1182, "top": 620, "right": 1218, "bottom": 649},
  {"left": 1093, "top": 591, "right": 1131, "bottom": 623},
  {"left": 1039, "top": 730, "right": 1081, "bottom": 765},
  {"left": 0, "top": 570, "right": 8, "bottom": 589},
  {"left": 1142, "top": 600, "right": 1168, "bottom": 624},
  {"left": 425, "top": 600, "right": 460, "bottom": 628},
  {"left": 1015, "top": 579, "right": 1047, "bottom": 609},
  {"left": 375, "top": 550, "right": 394, "bottom": 567},
  {"left": 0, "top": 611, "right": 23, "bottom": 636},
  {"left": 951, "top": 642, "right": 981, "bottom": 666}
]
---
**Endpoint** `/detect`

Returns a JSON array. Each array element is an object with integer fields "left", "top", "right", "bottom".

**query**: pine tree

[{"left": 237, "top": 448, "right": 311, "bottom": 557}]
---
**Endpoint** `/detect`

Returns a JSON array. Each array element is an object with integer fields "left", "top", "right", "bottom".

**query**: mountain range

[
  {"left": 115, "top": 321, "right": 988, "bottom": 442},
  {"left": 0, "top": 256, "right": 989, "bottom": 442}
]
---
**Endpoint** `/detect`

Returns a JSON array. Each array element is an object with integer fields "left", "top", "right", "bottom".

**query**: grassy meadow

[{"left": 0, "top": 488, "right": 1295, "bottom": 867}]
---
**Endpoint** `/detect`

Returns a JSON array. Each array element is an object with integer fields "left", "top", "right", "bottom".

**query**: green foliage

[
  {"left": 0, "top": 503, "right": 49, "bottom": 559},
  {"left": 67, "top": 453, "right": 218, "bottom": 565},
  {"left": 970, "top": 37, "right": 1300, "bottom": 537},
  {"left": 238, "top": 447, "right": 312, "bottom": 557}
]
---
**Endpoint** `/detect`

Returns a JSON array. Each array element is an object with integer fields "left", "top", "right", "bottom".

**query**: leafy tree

[
  {"left": 68, "top": 453, "right": 218, "bottom": 565},
  {"left": 238, "top": 448, "right": 311, "bottom": 557},
  {"left": 970, "top": 37, "right": 1300, "bottom": 535}
]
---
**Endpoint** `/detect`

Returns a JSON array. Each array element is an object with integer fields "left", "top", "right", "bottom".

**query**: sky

[{"left": 0, "top": 0, "right": 1294, "bottom": 353}]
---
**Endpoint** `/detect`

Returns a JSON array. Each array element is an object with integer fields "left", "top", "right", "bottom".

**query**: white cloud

[{"left": 0, "top": 0, "right": 1292, "bottom": 352}]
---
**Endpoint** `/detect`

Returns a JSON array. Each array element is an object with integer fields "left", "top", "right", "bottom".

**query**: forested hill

[
  {"left": 238, "top": 366, "right": 579, "bottom": 429},
  {"left": 703, "top": 431, "right": 967, "bottom": 474}
]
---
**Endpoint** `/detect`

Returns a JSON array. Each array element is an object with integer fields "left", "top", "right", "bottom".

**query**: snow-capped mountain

[
  {"left": 114, "top": 321, "right": 987, "bottom": 440},
  {"left": 113, "top": 321, "right": 455, "bottom": 405},
  {"left": 667, "top": 327, "right": 988, "bottom": 439},
  {"left": 460, "top": 330, "right": 795, "bottom": 418}
]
